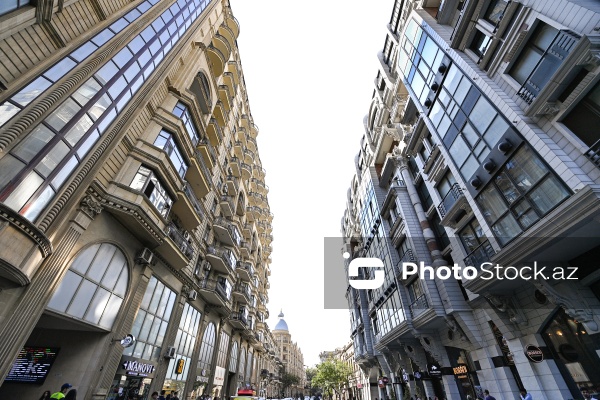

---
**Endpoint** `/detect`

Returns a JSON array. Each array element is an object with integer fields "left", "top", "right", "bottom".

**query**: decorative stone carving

[
  {"left": 533, "top": 280, "right": 598, "bottom": 332},
  {"left": 80, "top": 195, "right": 103, "bottom": 219},
  {"left": 444, "top": 316, "right": 468, "bottom": 342},
  {"left": 485, "top": 294, "right": 528, "bottom": 326}
]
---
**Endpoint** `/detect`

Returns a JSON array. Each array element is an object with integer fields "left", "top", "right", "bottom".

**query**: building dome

[{"left": 274, "top": 309, "right": 289, "bottom": 331}]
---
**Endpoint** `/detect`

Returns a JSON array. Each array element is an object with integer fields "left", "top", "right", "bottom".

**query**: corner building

[
  {"left": 342, "top": 1, "right": 600, "bottom": 400},
  {"left": 0, "top": 1, "right": 276, "bottom": 399}
]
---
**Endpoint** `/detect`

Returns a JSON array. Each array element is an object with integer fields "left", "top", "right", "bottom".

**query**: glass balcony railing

[{"left": 464, "top": 240, "right": 495, "bottom": 267}]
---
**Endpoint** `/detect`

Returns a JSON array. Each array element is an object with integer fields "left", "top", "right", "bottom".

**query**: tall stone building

[
  {"left": 272, "top": 311, "right": 307, "bottom": 398},
  {"left": 0, "top": 1, "right": 276, "bottom": 399},
  {"left": 342, "top": 1, "right": 600, "bottom": 400}
]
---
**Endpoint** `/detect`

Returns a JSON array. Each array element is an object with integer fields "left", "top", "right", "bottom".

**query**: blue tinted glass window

[{"left": 71, "top": 42, "right": 97, "bottom": 62}]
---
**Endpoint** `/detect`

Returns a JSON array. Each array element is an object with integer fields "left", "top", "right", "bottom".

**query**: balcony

[
  {"left": 253, "top": 165, "right": 266, "bottom": 179},
  {"left": 229, "top": 156, "right": 241, "bottom": 177},
  {"left": 243, "top": 148, "right": 255, "bottom": 164},
  {"left": 223, "top": 72, "right": 237, "bottom": 96},
  {"left": 409, "top": 294, "right": 429, "bottom": 318},
  {"left": 230, "top": 311, "right": 248, "bottom": 329},
  {"left": 464, "top": 240, "right": 495, "bottom": 267},
  {"left": 438, "top": 183, "right": 471, "bottom": 228},
  {"left": 246, "top": 136, "right": 257, "bottom": 152},
  {"left": 206, "top": 117, "right": 223, "bottom": 146},
  {"left": 247, "top": 206, "right": 262, "bottom": 220},
  {"left": 236, "top": 126, "right": 248, "bottom": 146},
  {"left": 226, "top": 175, "right": 240, "bottom": 197},
  {"left": 220, "top": 194, "right": 235, "bottom": 217},
  {"left": 251, "top": 178, "right": 267, "bottom": 194},
  {"left": 240, "top": 162, "right": 252, "bottom": 180},
  {"left": 261, "top": 233, "right": 273, "bottom": 244},
  {"left": 213, "top": 216, "right": 242, "bottom": 247},
  {"left": 263, "top": 245, "right": 272, "bottom": 255},
  {"left": 218, "top": 84, "right": 233, "bottom": 111},
  {"left": 185, "top": 151, "right": 212, "bottom": 199},
  {"left": 156, "top": 223, "right": 194, "bottom": 270},
  {"left": 241, "top": 114, "right": 251, "bottom": 130},
  {"left": 242, "top": 222, "right": 253, "bottom": 239},
  {"left": 199, "top": 278, "right": 231, "bottom": 311},
  {"left": 172, "top": 183, "right": 204, "bottom": 231},
  {"left": 197, "top": 138, "right": 217, "bottom": 169},
  {"left": 206, "top": 43, "right": 226, "bottom": 77},
  {"left": 233, "top": 282, "right": 252, "bottom": 304},
  {"left": 206, "top": 245, "right": 237, "bottom": 273},
  {"left": 585, "top": 139, "right": 600, "bottom": 168},
  {"left": 237, "top": 260, "right": 255, "bottom": 281},
  {"left": 240, "top": 241, "right": 252, "bottom": 259},
  {"left": 250, "top": 123, "right": 259, "bottom": 138},
  {"left": 422, "top": 144, "right": 440, "bottom": 174},
  {"left": 248, "top": 191, "right": 266, "bottom": 207},
  {"left": 213, "top": 101, "right": 227, "bottom": 127},
  {"left": 233, "top": 140, "right": 244, "bottom": 159}
]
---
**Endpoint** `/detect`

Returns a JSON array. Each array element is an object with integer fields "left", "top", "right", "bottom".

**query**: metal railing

[
  {"left": 237, "top": 260, "right": 255, "bottom": 277},
  {"left": 166, "top": 223, "right": 194, "bottom": 259},
  {"left": 584, "top": 139, "right": 600, "bottom": 168},
  {"left": 201, "top": 278, "right": 230, "bottom": 301},
  {"left": 214, "top": 216, "right": 242, "bottom": 247},
  {"left": 438, "top": 183, "right": 464, "bottom": 218},
  {"left": 409, "top": 294, "right": 429, "bottom": 317},
  {"left": 464, "top": 240, "right": 495, "bottom": 267},
  {"left": 220, "top": 194, "right": 235, "bottom": 212},
  {"left": 207, "top": 246, "right": 237, "bottom": 270},
  {"left": 235, "top": 282, "right": 252, "bottom": 299},
  {"left": 198, "top": 137, "right": 217, "bottom": 166},
  {"left": 194, "top": 148, "right": 213, "bottom": 182},
  {"left": 231, "top": 311, "right": 248, "bottom": 325},
  {"left": 183, "top": 182, "right": 206, "bottom": 221}
]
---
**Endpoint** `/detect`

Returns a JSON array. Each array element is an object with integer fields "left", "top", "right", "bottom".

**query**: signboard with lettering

[
  {"left": 427, "top": 363, "right": 442, "bottom": 378},
  {"left": 6, "top": 346, "right": 60, "bottom": 384},
  {"left": 452, "top": 364, "right": 468, "bottom": 379},
  {"left": 524, "top": 345, "right": 544, "bottom": 363},
  {"left": 117, "top": 355, "right": 157, "bottom": 378}
]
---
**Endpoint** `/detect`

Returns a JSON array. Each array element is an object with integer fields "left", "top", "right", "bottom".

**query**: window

[
  {"left": 197, "top": 322, "right": 216, "bottom": 373},
  {"left": 130, "top": 166, "right": 173, "bottom": 217},
  {"left": 562, "top": 80, "right": 600, "bottom": 148},
  {"left": 217, "top": 276, "right": 232, "bottom": 299},
  {"left": 470, "top": 30, "right": 491, "bottom": 58},
  {"left": 154, "top": 130, "right": 188, "bottom": 178},
  {"left": 238, "top": 348, "right": 246, "bottom": 382},
  {"left": 0, "top": 0, "right": 30, "bottom": 16},
  {"left": 416, "top": 180, "right": 433, "bottom": 211},
  {"left": 476, "top": 146, "right": 569, "bottom": 245},
  {"left": 47, "top": 243, "right": 128, "bottom": 329},
  {"left": 216, "top": 331, "right": 230, "bottom": 368},
  {"left": 509, "top": 22, "right": 579, "bottom": 103},
  {"left": 483, "top": 0, "right": 509, "bottom": 25},
  {"left": 173, "top": 102, "right": 200, "bottom": 145},
  {"left": 164, "top": 303, "right": 201, "bottom": 381},
  {"left": 229, "top": 341, "right": 239, "bottom": 373},
  {"left": 124, "top": 276, "right": 176, "bottom": 361}
]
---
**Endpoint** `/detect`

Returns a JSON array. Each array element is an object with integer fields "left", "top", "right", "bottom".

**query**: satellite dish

[{"left": 120, "top": 334, "right": 136, "bottom": 348}]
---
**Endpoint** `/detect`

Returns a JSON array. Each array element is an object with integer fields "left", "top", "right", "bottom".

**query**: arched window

[
  {"left": 229, "top": 341, "right": 239, "bottom": 373},
  {"left": 47, "top": 242, "right": 129, "bottom": 330},
  {"left": 245, "top": 348, "right": 253, "bottom": 382},
  {"left": 198, "top": 72, "right": 211, "bottom": 103},
  {"left": 238, "top": 348, "right": 246, "bottom": 382},
  {"left": 197, "top": 322, "right": 216, "bottom": 372}
]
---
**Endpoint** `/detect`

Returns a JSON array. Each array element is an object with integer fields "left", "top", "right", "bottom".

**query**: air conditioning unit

[
  {"left": 136, "top": 248, "right": 154, "bottom": 265},
  {"left": 183, "top": 231, "right": 191, "bottom": 241},
  {"left": 165, "top": 346, "right": 176, "bottom": 359},
  {"left": 188, "top": 289, "right": 198, "bottom": 301}
]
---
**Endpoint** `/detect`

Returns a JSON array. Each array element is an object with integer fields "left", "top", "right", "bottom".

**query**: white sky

[{"left": 229, "top": 0, "right": 394, "bottom": 367}]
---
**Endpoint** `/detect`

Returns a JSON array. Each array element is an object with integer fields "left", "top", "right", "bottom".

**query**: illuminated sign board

[
  {"left": 6, "top": 346, "right": 60, "bottom": 384},
  {"left": 117, "top": 356, "right": 157, "bottom": 378}
]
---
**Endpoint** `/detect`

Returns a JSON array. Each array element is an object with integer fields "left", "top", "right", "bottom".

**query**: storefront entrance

[{"left": 542, "top": 308, "right": 600, "bottom": 399}]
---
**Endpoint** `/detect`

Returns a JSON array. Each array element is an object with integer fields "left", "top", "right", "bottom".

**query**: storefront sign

[
  {"left": 525, "top": 345, "right": 544, "bottom": 363},
  {"left": 427, "top": 363, "right": 442, "bottom": 378},
  {"left": 452, "top": 364, "right": 468, "bottom": 379},
  {"left": 214, "top": 366, "right": 226, "bottom": 386},
  {"left": 118, "top": 356, "right": 157, "bottom": 378},
  {"left": 414, "top": 372, "right": 422, "bottom": 380},
  {"left": 6, "top": 346, "right": 60, "bottom": 384}
]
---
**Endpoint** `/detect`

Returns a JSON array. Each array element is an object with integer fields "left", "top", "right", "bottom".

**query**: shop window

[
  {"left": 47, "top": 242, "right": 129, "bottom": 330},
  {"left": 164, "top": 303, "right": 202, "bottom": 383},
  {"left": 543, "top": 308, "right": 600, "bottom": 399},
  {"left": 197, "top": 322, "right": 216, "bottom": 373},
  {"left": 229, "top": 341, "right": 239, "bottom": 373},
  {"left": 124, "top": 275, "right": 176, "bottom": 361}
]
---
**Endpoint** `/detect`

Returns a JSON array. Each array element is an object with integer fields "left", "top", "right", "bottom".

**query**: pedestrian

[
  {"left": 159, "top": 390, "right": 167, "bottom": 400},
  {"left": 65, "top": 389, "right": 77, "bottom": 400},
  {"left": 40, "top": 390, "right": 52, "bottom": 400},
  {"left": 519, "top": 389, "right": 532, "bottom": 400},
  {"left": 466, "top": 396, "right": 473, "bottom": 400},
  {"left": 171, "top": 391, "right": 180, "bottom": 400},
  {"left": 50, "top": 383, "right": 73, "bottom": 399},
  {"left": 483, "top": 390, "right": 496, "bottom": 400},
  {"left": 151, "top": 392, "right": 159, "bottom": 399},
  {"left": 581, "top": 388, "right": 598, "bottom": 400}
]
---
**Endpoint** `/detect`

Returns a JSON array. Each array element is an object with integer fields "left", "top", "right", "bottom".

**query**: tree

[
  {"left": 281, "top": 372, "right": 300, "bottom": 397},
  {"left": 306, "top": 367, "right": 318, "bottom": 396},
  {"left": 311, "top": 359, "right": 352, "bottom": 400}
]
